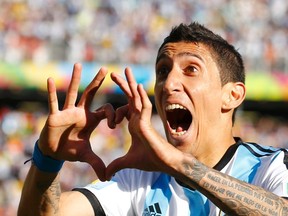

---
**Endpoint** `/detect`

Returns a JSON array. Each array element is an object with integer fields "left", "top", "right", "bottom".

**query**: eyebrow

[{"left": 156, "top": 51, "right": 204, "bottom": 64}]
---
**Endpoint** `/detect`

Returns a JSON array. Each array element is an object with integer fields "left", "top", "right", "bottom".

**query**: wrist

[{"left": 32, "top": 140, "right": 64, "bottom": 173}]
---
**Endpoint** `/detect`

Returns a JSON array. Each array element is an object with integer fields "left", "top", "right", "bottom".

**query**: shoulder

[
  {"left": 237, "top": 142, "right": 288, "bottom": 180},
  {"left": 239, "top": 143, "right": 288, "bottom": 196},
  {"left": 239, "top": 141, "right": 288, "bottom": 162},
  {"left": 77, "top": 170, "right": 172, "bottom": 215},
  {"left": 221, "top": 140, "right": 288, "bottom": 182},
  {"left": 59, "top": 190, "right": 96, "bottom": 216}
]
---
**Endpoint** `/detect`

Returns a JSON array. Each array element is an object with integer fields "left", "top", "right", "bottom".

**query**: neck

[{"left": 195, "top": 136, "right": 236, "bottom": 168}]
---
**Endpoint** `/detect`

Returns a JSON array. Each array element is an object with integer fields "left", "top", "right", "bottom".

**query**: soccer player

[{"left": 18, "top": 22, "right": 288, "bottom": 215}]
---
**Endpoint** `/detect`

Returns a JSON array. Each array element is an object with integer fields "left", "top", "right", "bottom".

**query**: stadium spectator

[{"left": 18, "top": 22, "right": 288, "bottom": 216}]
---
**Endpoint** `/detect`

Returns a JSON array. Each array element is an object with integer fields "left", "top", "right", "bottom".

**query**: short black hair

[{"left": 158, "top": 22, "right": 245, "bottom": 85}]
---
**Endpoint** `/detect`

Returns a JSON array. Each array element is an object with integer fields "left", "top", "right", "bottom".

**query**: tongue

[{"left": 176, "top": 126, "right": 184, "bottom": 132}]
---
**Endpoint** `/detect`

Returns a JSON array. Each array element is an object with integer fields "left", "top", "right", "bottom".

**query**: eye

[
  {"left": 156, "top": 66, "right": 170, "bottom": 77},
  {"left": 184, "top": 65, "right": 198, "bottom": 74}
]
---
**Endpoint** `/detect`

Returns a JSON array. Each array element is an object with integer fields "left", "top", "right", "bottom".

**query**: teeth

[
  {"left": 166, "top": 104, "right": 188, "bottom": 136},
  {"left": 166, "top": 104, "right": 186, "bottom": 111},
  {"left": 171, "top": 129, "right": 187, "bottom": 136}
]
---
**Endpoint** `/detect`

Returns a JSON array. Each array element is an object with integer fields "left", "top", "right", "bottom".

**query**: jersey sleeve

[
  {"left": 75, "top": 169, "right": 158, "bottom": 216},
  {"left": 260, "top": 150, "right": 288, "bottom": 198},
  {"left": 80, "top": 169, "right": 135, "bottom": 215},
  {"left": 72, "top": 188, "right": 106, "bottom": 216}
]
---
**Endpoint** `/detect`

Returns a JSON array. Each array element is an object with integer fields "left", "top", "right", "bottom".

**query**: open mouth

[{"left": 166, "top": 104, "right": 192, "bottom": 136}]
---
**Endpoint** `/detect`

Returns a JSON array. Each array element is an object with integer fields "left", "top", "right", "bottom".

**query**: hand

[
  {"left": 106, "top": 68, "right": 183, "bottom": 180},
  {"left": 38, "top": 63, "right": 115, "bottom": 181}
]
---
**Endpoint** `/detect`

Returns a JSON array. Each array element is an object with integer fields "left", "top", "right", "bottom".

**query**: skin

[
  {"left": 154, "top": 42, "right": 238, "bottom": 166},
  {"left": 18, "top": 42, "right": 288, "bottom": 216},
  {"left": 107, "top": 42, "right": 288, "bottom": 215},
  {"left": 18, "top": 64, "right": 113, "bottom": 216}
]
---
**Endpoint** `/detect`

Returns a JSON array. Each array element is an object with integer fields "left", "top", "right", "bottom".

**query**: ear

[{"left": 221, "top": 82, "right": 246, "bottom": 111}]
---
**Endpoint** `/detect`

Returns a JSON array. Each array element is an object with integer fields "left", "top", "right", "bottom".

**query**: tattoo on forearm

[
  {"left": 203, "top": 172, "right": 288, "bottom": 215},
  {"left": 182, "top": 159, "right": 208, "bottom": 183},
  {"left": 182, "top": 159, "right": 288, "bottom": 215},
  {"left": 40, "top": 180, "right": 61, "bottom": 215}
]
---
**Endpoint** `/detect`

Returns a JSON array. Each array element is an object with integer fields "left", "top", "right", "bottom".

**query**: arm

[
  {"left": 179, "top": 156, "right": 288, "bottom": 215},
  {"left": 18, "top": 63, "right": 115, "bottom": 216},
  {"left": 18, "top": 165, "right": 95, "bottom": 216},
  {"left": 107, "top": 68, "right": 288, "bottom": 215},
  {"left": 18, "top": 165, "right": 61, "bottom": 215}
]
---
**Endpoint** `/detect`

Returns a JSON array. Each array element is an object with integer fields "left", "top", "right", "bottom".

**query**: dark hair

[
  {"left": 158, "top": 22, "right": 245, "bottom": 124},
  {"left": 158, "top": 22, "right": 245, "bottom": 85}
]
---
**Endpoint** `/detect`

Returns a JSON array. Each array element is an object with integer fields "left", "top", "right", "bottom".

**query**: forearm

[
  {"left": 18, "top": 164, "right": 61, "bottom": 216},
  {"left": 179, "top": 157, "right": 288, "bottom": 215}
]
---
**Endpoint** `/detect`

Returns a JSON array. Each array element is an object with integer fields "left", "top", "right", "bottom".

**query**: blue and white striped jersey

[{"left": 76, "top": 139, "right": 288, "bottom": 216}]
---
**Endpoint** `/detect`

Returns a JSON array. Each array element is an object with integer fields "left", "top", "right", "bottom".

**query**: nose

[{"left": 162, "top": 68, "right": 182, "bottom": 94}]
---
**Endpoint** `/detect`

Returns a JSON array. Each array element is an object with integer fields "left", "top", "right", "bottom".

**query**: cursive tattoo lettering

[{"left": 181, "top": 158, "right": 288, "bottom": 215}]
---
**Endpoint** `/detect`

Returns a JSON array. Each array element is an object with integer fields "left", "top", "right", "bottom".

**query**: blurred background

[{"left": 0, "top": 0, "right": 288, "bottom": 215}]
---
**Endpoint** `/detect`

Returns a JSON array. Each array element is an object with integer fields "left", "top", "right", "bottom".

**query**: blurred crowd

[
  {"left": 1, "top": 106, "right": 288, "bottom": 215},
  {"left": 0, "top": 0, "right": 287, "bottom": 73},
  {"left": 1, "top": 0, "right": 288, "bottom": 215}
]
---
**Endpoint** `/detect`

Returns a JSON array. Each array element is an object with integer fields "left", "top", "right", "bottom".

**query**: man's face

[{"left": 154, "top": 42, "right": 224, "bottom": 154}]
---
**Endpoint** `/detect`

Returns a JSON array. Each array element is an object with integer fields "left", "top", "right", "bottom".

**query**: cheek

[
  {"left": 153, "top": 88, "right": 167, "bottom": 125},
  {"left": 153, "top": 89, "right": 161, "bottom": 109},
  {"left": 154, "top": 97, "right": 163, "bottom": 118},
  {"left": 190, "top": 86, "right": 222, "bottom": 115},
  {"left": 196, "top": 94, "right": 223, "bottom": 123},
  {"left": 154, "top": 85, "right": 161, "bottom": 105}
]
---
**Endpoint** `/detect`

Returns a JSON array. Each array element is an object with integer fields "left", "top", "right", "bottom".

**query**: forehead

[{"left": 156, "top": 42, "right": 214, "bottom": 64}]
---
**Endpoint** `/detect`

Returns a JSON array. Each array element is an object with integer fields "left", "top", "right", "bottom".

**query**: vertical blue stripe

[
  {"left": 230, "top": 145, "right": 261, "bottom": 183},
  {"left": 183, "top": 187, "right": 209, "bottom": 216},
  {"left": 144, "top": 173, "right": 172, "bottom": 215}
]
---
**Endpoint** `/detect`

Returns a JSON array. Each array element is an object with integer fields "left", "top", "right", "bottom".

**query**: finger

[
  {"left": 110, "top": 72, "right": 132, "bottom": 98},
  {"left": 106, "top": 156, "right": 130, "bottom": 181},
  {"left": 115, "top": 105, "right": 129, "bottom": 123},
  {"left": 125, "top": 68, "right": 142, "bottom": 111},
  {"left": 47, "top": 77, "right": 59, "bottom": 114},
  {"left": 63, "top": 63, "right": 82, "bottom": 109},
  {"left": 124, "top": 67, "right": 138, "bottom": 95},
  {"left": 78, "top": 67, "right": 108, "bottom": 109},
  {"left": 138, "top": 84, "right": 152, "bottom": 119},
  {"left": 95, "top": 103, "right": 116, "bottom": 129},
  {"left": 82, "top": 151, "right": 107, "bottom": 181}
]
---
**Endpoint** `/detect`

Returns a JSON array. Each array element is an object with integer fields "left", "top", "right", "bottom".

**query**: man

[{"left": 18, "top": 22, "right": 288, "bottom": 215}]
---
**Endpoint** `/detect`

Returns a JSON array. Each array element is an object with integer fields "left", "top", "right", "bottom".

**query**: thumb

[
  {"left": 115, "top": 105, "right": 129, "bottom": 124},
  {"left": 94, "top": 103, "right": 116, "bottom": 129},
  {"left": 106, "top": 156, "right": 130, "bottom": 180}
]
